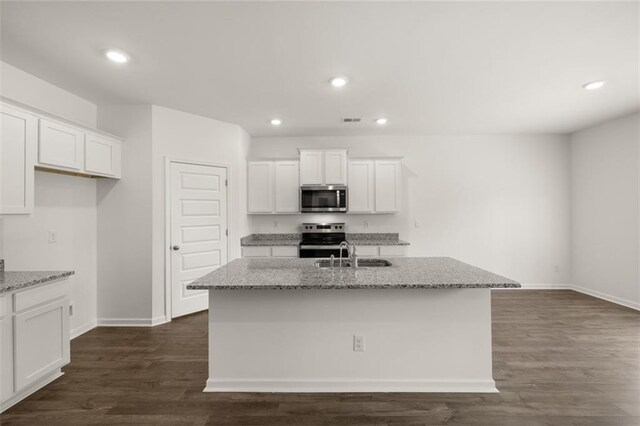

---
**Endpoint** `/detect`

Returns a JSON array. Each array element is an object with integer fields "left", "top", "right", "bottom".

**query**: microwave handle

[{"left": 337, "top": 190, "right": 340, "bottom": 208}]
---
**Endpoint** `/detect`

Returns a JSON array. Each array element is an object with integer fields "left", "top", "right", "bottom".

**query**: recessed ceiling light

[
  {"left": 270, "top": 118, "right": 282, "bottom": 126},
  {"left": 582, "top": 80, "right": 605, "bottom": 90},
  {"left": 375, "top": 118, "right": 388, "bottom": 125},
  {"left": 329, "top": 77, "right": 348, "bottom": 88},
  {"left": 105, "top": 49, "right": 130, "bottom": 64}
]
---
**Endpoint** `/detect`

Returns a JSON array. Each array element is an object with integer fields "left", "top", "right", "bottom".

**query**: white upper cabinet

[
  {"left": 274, "top": 161, "right": 300, "bottom": 213},
  {"left": 84, "top": 133, "right": 122, "bottom": 178},
  {"left": 347, "top": 160, "right": 375, "bottom": 213},
  {"left": 324, "top": 149, "right": 348, "bottom": 185},
  {"left": 375, "top": 159, "right": 402, "bottom": 213},
  {"left": 0, "top": 105, "right": 37, "bottom": 215},
  {"left": 38, "top": 119, "right": 84, "bottom": 171},
  {"left": 299, "top": 149, "right": 347, "bottom": 185},
  {"left": 299, "top": 150, "right": 324, "bottom": 185},
  {"left": 248, "top": 160, "right": 300, "bottom": 214},
  {"left": 247, "top": 161, "right": 274, "bottom": 213}
]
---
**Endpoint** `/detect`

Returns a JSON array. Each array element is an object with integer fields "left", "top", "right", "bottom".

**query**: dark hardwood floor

[{"left": 2, "top": 290, "right": 639, "bottom": 425}]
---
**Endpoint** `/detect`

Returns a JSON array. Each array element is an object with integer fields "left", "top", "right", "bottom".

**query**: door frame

[{"left": 164, "top": 157, "right": 231, "bottom": 321}]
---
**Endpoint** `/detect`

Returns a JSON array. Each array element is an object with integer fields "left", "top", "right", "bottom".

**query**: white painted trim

[
  {"left": 0, "top": 369, "right": 63, "bottom": 413},
  {"left": 97, "top": 316, "right": 167, "bottom": 327},
  {"left": 570, "top": 285, "right": 640, "bottom": 311},
  {"left": 70, "top": 320, "right": 97, "bottom": 339},
  {"left": 164, "top": 157, "right": 231, "bottom": 322},
  {"left": 204, "top": 378, "right": 498, "bottom": 393}
]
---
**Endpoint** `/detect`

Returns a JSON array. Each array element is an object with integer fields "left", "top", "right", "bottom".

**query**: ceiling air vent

[{"left": 342, "top": 118, "right": 362, "bottom": 123}]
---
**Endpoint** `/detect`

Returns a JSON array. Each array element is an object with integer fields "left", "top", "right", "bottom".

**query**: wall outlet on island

[
  {"left": 353, "top": 335, "right": 365, "bottom": 352},
  {"left": 273, "top": 220, "right": 278, "bottom": 229},
  {"left": 363, "top": 220, "right": 368, "bottom": 229}
]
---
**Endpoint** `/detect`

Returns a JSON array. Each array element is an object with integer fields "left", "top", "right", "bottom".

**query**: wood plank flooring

[{"left": 1, "top": 290, "right": 639, "bottom": 425}]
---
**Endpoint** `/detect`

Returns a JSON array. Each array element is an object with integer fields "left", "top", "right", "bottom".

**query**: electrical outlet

[
  {"left": 353, "top": 335, "right": 365, "bottom": 352},
  {"left": 48, "top": 230, "right": 58, "bottom": 244},
  {"left": 414, "top": 220, "right": 421, "bottom": 228},
  {"left": 274, "top": 220, "right": 279, "bottom": 229},
  {"left": 554, "top": 265, "right": 560, "bottom": 273},
  {"left": 363, "top": 220, "right": 368, "bottom": 229}
]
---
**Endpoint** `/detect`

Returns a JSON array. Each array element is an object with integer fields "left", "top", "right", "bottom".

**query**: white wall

[
  {"left": 571, "top": 113, "right": 639, "bottom": 309},
  {"left": 250, "top": 135, "right": 572, "bottom": 286},
  {"left": 97, "top": 105, "right": 154, "bottom": 324},
  {"left": 3, "top": 172, "right": 98, "bottom": 336},
  {"left": 151, "top": 105, "right": 250, "bottom": 319},
  {"left": 0, "top": 62, "right": 99, "bottom": 337},
  {"left": 0, "top": 62, "right": 97, "bottom": 127}
]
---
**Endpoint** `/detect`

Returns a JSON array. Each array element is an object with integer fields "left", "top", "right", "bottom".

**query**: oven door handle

[{"left": 299, "top": 245, "right": 345, "bottom": 249}]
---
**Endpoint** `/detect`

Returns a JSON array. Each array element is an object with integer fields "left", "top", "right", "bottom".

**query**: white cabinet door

[
  {"left": 14, "top": 298, "right": 70, "bottom": 392},
  {"left": 247, "top": 161, "right": 274, "bottom": 213},
  {"left": 0, "top": 311, "right": 13, "bottom": 401},
  {"left": 348, "top": 160, "right": 375, "bottom": 213},
  {"left": 38, "top": 119, "right": 84, "bottom": 171},
  {"left": 242, "top": 246, "right": 272, "bottom": 258},
  {"left": 274, "top": 161, "right": 299, "bottom": 213},
  {"left": 324, "top": 149, "right": 347, "bottom": 185},
  {"left": 299, "top": 150, "right": 324, "bottom": 185},
  {"left": 0, "top": 104, "right": 36, "bottom": 214},
  {"left": 85, "top": 133, "right": 121, "bottom": 178},
  {"left": 375, "top": 159, "right": 402, "bottom": 213}
]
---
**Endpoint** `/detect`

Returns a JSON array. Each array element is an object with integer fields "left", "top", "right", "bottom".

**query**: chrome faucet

[{"left": 339, "top": 241, "right": 358, "bottom": 268}]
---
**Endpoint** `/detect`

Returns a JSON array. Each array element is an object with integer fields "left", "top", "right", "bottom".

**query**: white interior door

[{"left": 170, "top": 162, "right": 228, "bottom": 318}]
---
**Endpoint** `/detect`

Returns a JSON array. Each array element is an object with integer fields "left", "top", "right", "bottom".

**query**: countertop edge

[
  {"left": 188, "top": 283, "right": 521, "bottom": 290},
  {"left": 0, "top": 271, "right": 75, "bottom": 295}
]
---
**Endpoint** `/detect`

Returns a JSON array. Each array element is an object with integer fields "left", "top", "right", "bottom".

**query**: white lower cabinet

[
  {"left": 353, "top": 245, "right": 407, "bottom": 257},
  {"left": 242, "top": 246, "right": 298, "bottom": 258},
  {"left": 0, "top": 301, "right": 14, "bottom": 401},
  {"left": 1, "top": 280, "right": 71, "bottom": 413}
]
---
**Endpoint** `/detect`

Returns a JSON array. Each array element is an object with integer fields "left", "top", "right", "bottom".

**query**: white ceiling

[{"left": 1, "top": 1, "right": 638, "bottom": 136}]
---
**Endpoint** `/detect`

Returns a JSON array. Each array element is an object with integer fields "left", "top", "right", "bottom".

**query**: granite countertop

[
  {"left": 0, "top": 271, "right": 75, "bottom": 295},
  {"left": 241, "top": 233, "right": 409, "bottom": 247},
  {"left": 187, "top": 257, "right": 520, "bottom": 290}
]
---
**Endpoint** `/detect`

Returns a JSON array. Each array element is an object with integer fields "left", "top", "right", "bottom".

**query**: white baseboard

[
  {"left": 97, "top": 315, "right": 168, "bottom": 327},
  {"left": 70, "top": 320, "right": 97, "bottom": 339},
  {"left": 569, "top": 285, "right": 640, "bottom": 311},
  {"left": 204, "top": 378, "right": 498, "bottom": 393}
]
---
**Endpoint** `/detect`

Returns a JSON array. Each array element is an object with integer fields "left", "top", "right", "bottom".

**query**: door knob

[{"left": 172, "top": 245, "right": 180, "bottom": 251}]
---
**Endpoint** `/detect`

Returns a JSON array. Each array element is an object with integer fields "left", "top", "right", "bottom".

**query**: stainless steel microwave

[{"left": 300, "top": 185, "right": 348, "bottom": 213}]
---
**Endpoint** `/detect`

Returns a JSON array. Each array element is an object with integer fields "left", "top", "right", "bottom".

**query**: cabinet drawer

[
  {"left": 0, "top": 295, "right": 11, "bottom": 318},
  {"left": 354, "top": 245, "right": 379, "bottom": 257},
  {"left": 15, "top": 298, "right": 70, "bottom": 391},
  {"left": 272, "top": 246, "right": 298, "bottom": 258},
  {"left": 14, "top": 280, "right": 70, "bottom": 313},
  {"left": 242, "top": 246, "right": 272, "bottom": 258},
  {"left": 379, "top": 246, "right": 406, "bottom": 257}
]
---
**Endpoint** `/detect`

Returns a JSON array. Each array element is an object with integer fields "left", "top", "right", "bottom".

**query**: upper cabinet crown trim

[{"left": 0, "top": 96, "right": 123, "bottom": 141}]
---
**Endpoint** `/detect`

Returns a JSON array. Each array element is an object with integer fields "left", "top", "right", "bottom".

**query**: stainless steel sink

[{"left": 314, "top": 258, "right": 392, "bottom": 268}]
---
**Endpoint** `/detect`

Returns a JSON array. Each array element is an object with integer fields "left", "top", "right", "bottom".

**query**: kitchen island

[{"left": 187, "top": 257, "right": 520, "bottom": 393}]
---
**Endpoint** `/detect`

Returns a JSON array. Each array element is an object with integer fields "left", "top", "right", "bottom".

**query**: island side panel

[{"left": 206, "top": 288, "right": 496, "bottom": 393}]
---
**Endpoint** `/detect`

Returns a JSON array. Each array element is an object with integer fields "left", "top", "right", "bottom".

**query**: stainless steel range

[{"left": 299, "top": 223, "right": 349, "bottom": 258}]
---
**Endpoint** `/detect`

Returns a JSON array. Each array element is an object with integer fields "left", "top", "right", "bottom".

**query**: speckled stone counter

[
  {"left": 0, "top": 270, "right": 75, "bottom": 295},
  {"left": 240, "top": 233, "right": 409, "bottom": 247},
  {"left": 187, "top": 257, "right": 519, "bottom": 290},
  {"left": 240, "top": 234, "right": 301, "bottom": 246}
]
